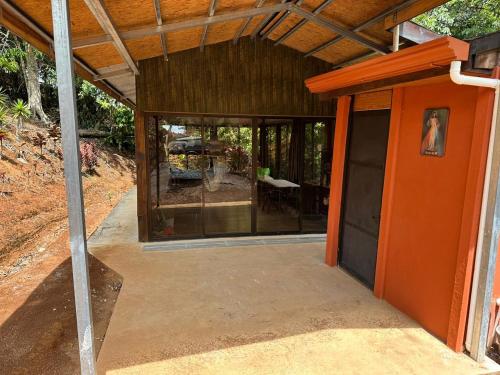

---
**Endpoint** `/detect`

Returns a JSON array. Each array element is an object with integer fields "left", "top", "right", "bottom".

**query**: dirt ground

[
  {"left": 0, "top": 119, "right": 135, "bottom": 374},
  {"left": 0, "top": 255, "right": 122, "bottom": 375},
  {"left": 0, "top": 121, "right": 135, "bottom": 275}
]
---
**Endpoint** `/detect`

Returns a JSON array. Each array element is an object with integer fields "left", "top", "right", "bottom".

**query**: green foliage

[
  {"left": 0, "top": 105, "right": 8, "bottom": 126},
  {"left": 0, "top": 55, "right": 19, "bottom": 74},
  {"left": 105, "top": 105, "right": 135, "bottom": 152},
  {"left": 11, "top": 99, "right": 31, "bottom": 119},
  {"left": 0, "top": 87, "right": 9, "bottom": 108},
  {"left": 414, "top": 0, "right": 500, "bottom": 40}
]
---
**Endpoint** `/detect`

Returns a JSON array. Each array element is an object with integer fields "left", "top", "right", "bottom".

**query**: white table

[
  {"left": 258, "top": 177, "right": 300, "bottom": 212},
  {"left": 263, "top": 178, "right": 300, "bottom": 189}
]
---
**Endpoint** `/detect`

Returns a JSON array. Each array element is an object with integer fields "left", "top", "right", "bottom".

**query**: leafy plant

[
  {"left": 105, "top": 105, "right": 135, "bottom": 152},
  {"left": 11, "top": 99, "right": 31, "bottom": 139},
  {"left": 80, "top": 141, "right": 99, "bottom": 173},
  {"left": 48, "top": 123, "right": 61, "bottom": 150},
  {"left": 0, "top": 87, "right": 9, "bottom": 108},
  {"left": 32, "top": 132, "right": 47, "bottom": 156},
  {"left": 414, "top": 0, "right": 500, "bottom": 40},
  {"left": 225, "top": 146, "right": 250, "bottom": 174}
]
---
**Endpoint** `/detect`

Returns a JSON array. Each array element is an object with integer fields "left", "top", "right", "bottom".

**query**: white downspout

[{"left": 449, "top": 61, "right": 500, "bottom": 353}]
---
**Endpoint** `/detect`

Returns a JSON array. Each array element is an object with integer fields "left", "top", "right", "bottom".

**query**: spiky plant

[
  {"left": 0, "top": 87, "right": 8, "bottom": 108},
  {"left": 11, "top": 99, "right": 31, "bottom": 139}
]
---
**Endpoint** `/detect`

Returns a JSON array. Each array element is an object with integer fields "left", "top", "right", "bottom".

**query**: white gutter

[{"left": 449, "top": 61, "right": 500, "bottom": 356}]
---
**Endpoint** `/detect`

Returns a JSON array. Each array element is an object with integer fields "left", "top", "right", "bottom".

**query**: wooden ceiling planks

[
  {"left": 6, "top": 0, "right": 431, "bottom": 66},
  {"left": 264, "top": 0, "right": 403, "bottom": 62},
  {"left": 280, "top": 19, "right": 337, "bottom": 55},
  {"left": 3, "top": 0, "right": 449, "bottom": 105},
  {"left": 316, "top": 39, "right": 372, "bottom": 65}
]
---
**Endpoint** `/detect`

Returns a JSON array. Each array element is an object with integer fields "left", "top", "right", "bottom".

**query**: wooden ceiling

[{"left": 1, "top": 0, "right": 448, "bottom": 107}]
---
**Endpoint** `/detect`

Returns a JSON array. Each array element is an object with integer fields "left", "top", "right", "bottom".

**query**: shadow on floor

[{"left": 0, "top": 255, "right": 122, "bottom": 375}]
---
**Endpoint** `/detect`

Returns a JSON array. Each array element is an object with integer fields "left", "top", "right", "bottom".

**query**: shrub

[
  {"left": 105, "top": 106, "right": 135, "bottom": 152},
  {"left": 80, "top": 141, "right": 99, "bottom": 172},
  {"left": 11, "top": 99, "right": 31, "bottom": 139},
  {"left": 32, "top": 132, "right": 47, "bottom": 156},
  {"left": 48, "top": 123, "right": 61, "bottom": 151},
  {"left": 225, "top": 146, "right": 250, "bottom": 174}
]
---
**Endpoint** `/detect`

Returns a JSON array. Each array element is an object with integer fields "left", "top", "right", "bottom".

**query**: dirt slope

[
  {"left": 0, "top": 119, "right": 135, "bottom": 275},
  {"left": 0, "top": 119, "right": 135, "bottom": 374}
]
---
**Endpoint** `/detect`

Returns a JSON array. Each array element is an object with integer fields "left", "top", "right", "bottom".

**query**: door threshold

[{"left": 143, "top": 233, "right": 326, "bottom": 252}]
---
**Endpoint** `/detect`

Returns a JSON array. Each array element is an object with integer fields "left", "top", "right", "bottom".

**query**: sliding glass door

[
  {"left": 256, "top": 119, "right": 300, "bottom": 233},
  {"left": 203, "top": 118, "right": 253, "bottom": 235},
  {"left": 148, "top": 115, "right": 333, "bottom": 240},
  {"left": 150, "top": 117, "right": 204, "bottom": 238}
]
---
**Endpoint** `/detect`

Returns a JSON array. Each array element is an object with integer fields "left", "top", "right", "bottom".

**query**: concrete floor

[{"left": 89, "top": 189, "right": 491, "bottom": 374}]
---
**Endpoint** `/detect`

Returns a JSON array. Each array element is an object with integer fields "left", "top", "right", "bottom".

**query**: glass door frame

[{"left": 145, "top": 112, "right": 334, "bottom": 241}]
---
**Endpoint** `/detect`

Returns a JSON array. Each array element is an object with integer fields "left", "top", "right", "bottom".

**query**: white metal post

[
  {"left": 392, "top": 24, "right": 400, "bottom": 52},
  {"left": 470, "top": 92, "right": 500, "bottom": 362},
  {"left": 50, "top": 0, "right": 96, "bottom": 373}
]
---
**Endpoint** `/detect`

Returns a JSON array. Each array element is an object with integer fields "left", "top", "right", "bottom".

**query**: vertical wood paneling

[{"left": 137, "top": 37, "right": 334, "bottom": 116}]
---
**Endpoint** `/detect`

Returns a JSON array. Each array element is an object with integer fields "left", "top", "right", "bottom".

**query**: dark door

[{"left": 339, "top": 110, "right": 390, "bottom": 289}]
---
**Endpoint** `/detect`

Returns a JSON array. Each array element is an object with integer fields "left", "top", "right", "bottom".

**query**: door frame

[{"left": 144, "top": 112, "right": 334, "bottom": 241}]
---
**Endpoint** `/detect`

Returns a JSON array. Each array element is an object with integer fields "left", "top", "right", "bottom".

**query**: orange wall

[
  {"left": 378, "top": 81, "right": 488, "bottom": 343},
  {"left": 325, "top": 96, "right": 351, "bottom": 266}
]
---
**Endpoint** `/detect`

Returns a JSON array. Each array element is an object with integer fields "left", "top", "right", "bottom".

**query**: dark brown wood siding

[{"left": 136, "top": 38, "right": 335, "bottom": 117}]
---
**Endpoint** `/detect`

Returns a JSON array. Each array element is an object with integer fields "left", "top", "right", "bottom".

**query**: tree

[
  {"left": 18, "top": 43, "right": 50, "bottom": 124},
  {"left": 0, "top": 29, "right": 50, "bottom": 124},
  {"left": 414, "top": 0, "right": 500, "bottom": 39},
  {"left": 105, "top": 105, "right": 135, "bottom": 152},
  {"left": 11, "top": 99, "right": 31, "bottom": 139}
]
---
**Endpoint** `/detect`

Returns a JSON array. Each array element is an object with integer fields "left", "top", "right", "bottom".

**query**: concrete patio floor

[{"left": 88, "top": 188, "right": 493, "bottom": 374}]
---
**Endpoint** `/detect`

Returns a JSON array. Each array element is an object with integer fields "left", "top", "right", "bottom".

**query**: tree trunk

[{"left": 20, "top": 44, "right": 49, "bottom": 124}]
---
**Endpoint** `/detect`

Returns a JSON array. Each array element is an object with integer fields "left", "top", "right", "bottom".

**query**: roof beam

[
  {"left": 304, "top": 0, "right": 418, "bottom": 58},
  {"left": 152, "top": 0, "right": 168, "bottom": 61},
  {"left": 233, "top": 0, "right": 266, "bottom": 45},
  {"left": 332, "top": 51, "right": 378, "bottom": 69},
  {"left": 73, "top": 3, "right": 290, "bottom": 49},
  {"left": 399, "top": 21, "right": 440, "bottom": 45},
  {"left": 93, "top": 68, "right": 133, "bottom": 81},
  {"left": 385, "top": 0, "right": 448, "bottom": 30},
  {"left": 82, "top": 0, "right": 139, "bottom": 74},
  {"left": 292, "top": 5, "right": 390, "bottom": 54},
  {"left": 251, "top": 0, "right": 288, "bottom": 39},
  {"left": 260, "top": 0, "right": 303, "bottom": 40},
  {"left": 200, "top": 0, "right": 218, "bottom": 51},
  {"left": 274, "top": 0, "right": 334, "bottom": 45}
]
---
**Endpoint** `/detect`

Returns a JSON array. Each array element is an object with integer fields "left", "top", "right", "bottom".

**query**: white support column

[
  {"left": 50, "top": 0, "right": 96, "bottom": 374},
  {"left": 392, "top": 24, "right": 400, "bottom": 52},
  {"left": 470, "top": 92, "right": 500, "bottom": 362}
]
